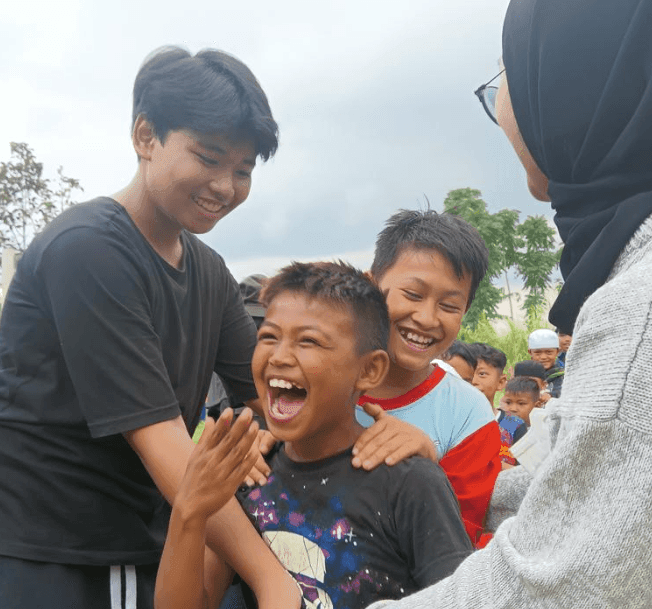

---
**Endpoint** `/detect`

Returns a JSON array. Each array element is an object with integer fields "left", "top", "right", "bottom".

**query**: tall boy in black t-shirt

[
  {"left": 0, "top": 47, "right": 300, "bottom": 609},
  {"left": 157, "top": 262, "right": 473, "bottom": 609}
]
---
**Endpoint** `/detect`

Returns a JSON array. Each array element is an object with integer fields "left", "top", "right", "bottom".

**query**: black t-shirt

[
  {"left": 0, "top": 198, "right": 257, "bottom": 565},
  {"left": 236, "top": 446, "right": 472, "bottom": 609}
]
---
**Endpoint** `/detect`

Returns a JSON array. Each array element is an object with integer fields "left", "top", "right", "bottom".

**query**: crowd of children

[{"left": 0, "top": 34, "right": 575, "bottom": 609}]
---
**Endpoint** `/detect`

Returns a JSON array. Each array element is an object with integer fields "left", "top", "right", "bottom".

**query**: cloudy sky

[{"left": 1, "top": 0, "right": 554, "bottom": 281}]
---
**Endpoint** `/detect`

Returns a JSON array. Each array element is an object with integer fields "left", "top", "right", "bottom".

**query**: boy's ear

[
  {"left": 355, "top": 349, "right": 390, "bottom": 394},
  {"left": 132, "top": 115, "right": 157, "bottom": 161},
  {"left": 497, "top": 374, "right": 507, "bottom": 391}
]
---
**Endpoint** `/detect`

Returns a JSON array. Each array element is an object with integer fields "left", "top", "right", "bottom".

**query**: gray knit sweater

[{"left": 367, "top": 216, "right": 652, "bottom": 609}]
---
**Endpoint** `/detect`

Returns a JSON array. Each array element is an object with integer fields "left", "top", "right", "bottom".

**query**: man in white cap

[{"left": 527, "top": 329, "right": 564, "bottom": 399}]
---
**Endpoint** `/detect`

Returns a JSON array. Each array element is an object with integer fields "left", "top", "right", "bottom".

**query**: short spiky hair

[
  {"left": 505, "top": 377, "right": 540, "bottom": 402},
  {"left": 132, "top": 46, "right": 278, "bottom": 160},
  {"left": 371, "top": 209, "right": 489, "bottom": 307},
  {"left": 260, "top": 261, "right": 389, "bottom": 354},
  {"left": 443, "top": 340, "right": 478, "bottom": 370},
  {"left": 471, "top": 342, "right": 507, "bottom": 372}
]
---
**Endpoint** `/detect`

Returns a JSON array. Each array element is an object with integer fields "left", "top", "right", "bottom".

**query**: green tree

[
  {"left": 516, "top": 215, "right": 561, "bottom": 321},
  {"left": 0, "top": 142, "right": 82, "bottom": 254},
  {"left": 443, "top": 187, "right": 560, "bottom": 329}
]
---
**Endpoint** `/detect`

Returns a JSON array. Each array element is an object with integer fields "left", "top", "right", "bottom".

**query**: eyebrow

[
  {"left": 409, "top": 276, "right": 466, "bottom": 298},
  {"left": 260, "top": 320, "right": 330, "bottom": 336}
]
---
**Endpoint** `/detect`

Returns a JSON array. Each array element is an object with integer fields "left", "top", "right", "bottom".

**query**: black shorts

[{"left": 0, "top": 555, "right": 157, "bottom": 609}]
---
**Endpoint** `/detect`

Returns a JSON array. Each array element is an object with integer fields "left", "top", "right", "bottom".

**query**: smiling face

[
  {"left": 134, "top": 117, "right": 256, "bottom": 236},
  {"left": 528, "top": 348, "right": 560, "bottom": 371},
  {"left": 376, "top": 247, "right": 472, "bottom": 390},
  {"left": 252, "top": 291, "right": 383, "bottom": 462},
  {"left": 472, "top": 360, "right": 507, "bottom": 404},
  {"left": 558, "top": 333, "right": 572, "bottom": 352},
  {"left": 502, "top": 391, "right": 538, "bottom": 426}
]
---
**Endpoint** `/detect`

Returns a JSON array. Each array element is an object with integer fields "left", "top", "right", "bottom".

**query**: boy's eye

[
  {"left": 440, "top": 302, "right": 462, "bottom": 313},
  {"left": 402, "top": 290, "right": 421, "bottom": 300},
  {"left": 196, "top": 153, "right": 219, "bottom": 166},
  {"left": 300, "top": 336, "right": 320, "bottom": 346},
  {"left": 237, "top": 170, "right": 252, "bottom": 179}
]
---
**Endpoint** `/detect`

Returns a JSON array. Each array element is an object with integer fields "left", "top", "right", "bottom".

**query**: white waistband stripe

[{"left": 110, "top": 564, "right": 137, "bottom": 609}]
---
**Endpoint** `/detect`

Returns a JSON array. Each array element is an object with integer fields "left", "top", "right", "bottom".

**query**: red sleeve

[{"left": 438, "top": 421, "right": 501, "bottom": 546}]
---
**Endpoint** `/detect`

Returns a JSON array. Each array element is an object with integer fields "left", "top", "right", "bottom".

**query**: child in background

[
  {"left": 356, "top": 209, "right": 501, "bottom": 546},
  {"left": 501, "top": 377, "right": 542, "bottom": 427},
  {"left": 156, "top": 262, "right": 473, "bottom": 609},
  {"left": 470, "top": 343, "right": 507, "bottom": 414},
  {"left": 556, "top": 329, "right": 572, "bottom": 369},
  {"left": 528, "top": 329, "right": 564, "bottom": 398},
  {"left": 441, "top": 340, "right": 478, "bottom": 383},
  {"left": 497, "top": 376, "right": 542, "bottom": 469}
]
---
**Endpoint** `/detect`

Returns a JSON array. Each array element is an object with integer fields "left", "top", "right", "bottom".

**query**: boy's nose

[
  {"left": 209, "top": 172, "right": 235, "bottom": 203},
  {"left": 412, "top": 303, "right": 439, "bottom": 329},
  {"left": 268, "top": 341, "right": 295, "bottom": 367}
]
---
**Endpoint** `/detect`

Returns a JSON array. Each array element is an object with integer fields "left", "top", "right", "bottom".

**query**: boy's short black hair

[
  {"left": 513, "top": 360, "right": 546, "bottom": 380},
  {"left": 443, "top": 340, "right": 477, "bottom": 370},
  {"left": 471, "top": 343, "right": 507, "bottom": 372},
  {"left": 259, "top": 261, "right": 389, "bottom": 355},
  {"left": 132, "top": 46, "right": 278, "bottom": 160},
  {"left": 505, "top": 377, "right": 540, "bottom": 402},
  {"left": 370, "top": 209, "right": 489, "bottom": 306}
]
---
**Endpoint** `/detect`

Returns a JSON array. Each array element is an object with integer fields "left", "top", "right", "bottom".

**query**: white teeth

[
  {"left": 403, "top": 331, "right": 434, "bottom": 345},
  {"left": 269, "top": 378, "right": 304, "bottom": 390},
  {"left": 193, "top": 196, "right": 225, "bottom": 213}
]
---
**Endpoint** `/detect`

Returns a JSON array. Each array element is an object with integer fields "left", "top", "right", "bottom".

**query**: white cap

[{"left": 528, "top": 329, "right": 559, "bottom": 350}]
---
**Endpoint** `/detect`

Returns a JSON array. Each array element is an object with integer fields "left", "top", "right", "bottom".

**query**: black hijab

[{"left": 502, "top": 0, "right": 652, "bottom": 334}]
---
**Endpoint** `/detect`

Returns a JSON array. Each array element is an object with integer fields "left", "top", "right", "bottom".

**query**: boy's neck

[
  {"left": 284, "top": 421, "right": 364, "bottom": 464},
  {"left": 113, "top": 176, "right": 185, "bottom": 268},
  {"left": 364, "top": 361, "right": 434, "bottom": 400}
]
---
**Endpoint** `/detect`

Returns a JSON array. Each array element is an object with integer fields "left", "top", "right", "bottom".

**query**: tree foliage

[
  {"left": 0, "top": 142, "right": 83, "bottom": 253},
  {"left": 443, "top": 187, "right": 560, "bottom": 329}
]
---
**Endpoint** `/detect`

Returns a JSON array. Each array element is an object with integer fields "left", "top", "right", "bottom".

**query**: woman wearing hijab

[{"left": 366, "top": 0, "right": 652, "bottom": 607}]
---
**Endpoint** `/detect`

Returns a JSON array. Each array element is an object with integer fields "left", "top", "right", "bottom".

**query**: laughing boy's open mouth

[{"left": 267, "top": 378, "right": 308, "bottom": 422}]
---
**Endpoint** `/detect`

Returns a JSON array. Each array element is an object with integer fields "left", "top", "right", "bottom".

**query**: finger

[
  {"left": 205, "top": 415, "right": 258, "bottom": 475},
  {"left": 258, "top": 430, "right": 277, "bottom": 455},
  {"left": 351, "top": 418, "right": 389, "bottom": 458},
  {"left": 358, "top": 437, "right": 404, "bottom": 471},
  {"left": 352, "top": 426, "right": 396, "bottom": 469},
  {"left": 360, "top": 401, "right": 386, "bottom": 420},
  {"left": 196, "top": 413, "right": 228, "bottom": 455},
  {"left": 379, "top": 441, "right": 423, "bottom": 467},
  {"left": 224, "top": 436, "right": 261, "bottom": 489}
]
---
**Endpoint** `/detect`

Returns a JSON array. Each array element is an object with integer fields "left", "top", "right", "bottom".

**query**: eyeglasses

[{"left": 474, "top": 69, "right": 505, "bottom": 125}]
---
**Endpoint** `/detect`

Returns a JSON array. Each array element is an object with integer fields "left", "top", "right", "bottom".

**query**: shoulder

[{"left": 26, "top": 198, "right": 138, "bottom": 265}]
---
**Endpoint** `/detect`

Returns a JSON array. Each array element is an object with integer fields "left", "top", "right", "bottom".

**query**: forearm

[
  {"left": 205, "top": 497, "right": 299, "bottom": 608},
  {"left": 156, "top": 507, "right": 207, "bottom": 609}
]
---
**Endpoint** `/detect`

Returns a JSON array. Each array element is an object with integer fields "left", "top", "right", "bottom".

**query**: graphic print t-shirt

[{"left": 237, "top": 446, "right": 472, "bottom": 609}]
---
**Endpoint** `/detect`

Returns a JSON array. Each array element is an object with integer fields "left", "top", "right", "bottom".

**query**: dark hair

[
  {"left": 513, "top": 360, "right": 546, "bottom": 380},
  {"left": 371, "top": 209, "right": 488, "bottom": 306},
  {"left": 505, "top": 377, "right": 540, "bottom": 402},
  {"left": 471, "top": 342, "right": 507, "bottom": 372},
  {"left": 132, "top": 46, "right": 278, "bottom": 160},
  {"left": 260, "top": 261, "right": 389, "bottom": 354},
  {"left": 443, "top": 340, "right": 477, "bottom": 370}
]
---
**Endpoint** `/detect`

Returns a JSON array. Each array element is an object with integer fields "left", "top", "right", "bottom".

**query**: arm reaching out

[
  {"left": 155, "top": 409, "right": 258, "bottom": 609},
  {"left": 125, "top": 410, "right": 301, "bottom": 609},
  {"left": 352, "top": 402, "right": 438, "bottom": 470}
]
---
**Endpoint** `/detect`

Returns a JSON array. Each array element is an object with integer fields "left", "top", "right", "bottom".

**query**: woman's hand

[{"left": 352, "top": 402, "right": 438, "bottom": 470}]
